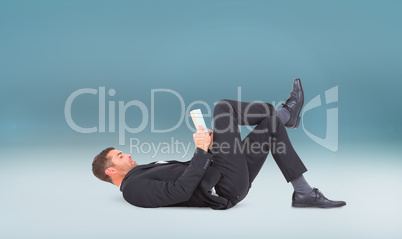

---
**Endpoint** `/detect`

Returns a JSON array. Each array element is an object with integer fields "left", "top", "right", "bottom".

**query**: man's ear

[{"left": 105, "top": 167, "right": 117, "bottom": 176}]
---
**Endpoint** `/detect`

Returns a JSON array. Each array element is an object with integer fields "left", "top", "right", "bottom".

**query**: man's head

[{"left": 92, "top": 147, "right": 138, "bottom": 185}]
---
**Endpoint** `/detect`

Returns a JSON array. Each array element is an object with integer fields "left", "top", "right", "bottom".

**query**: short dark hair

[{"left": 92, "top": 147, "right": 115, "bottom": 184}]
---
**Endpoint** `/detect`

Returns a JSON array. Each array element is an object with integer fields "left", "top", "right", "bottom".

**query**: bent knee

[{"left": 214, "top": 99, "right": 233, "bottom": 114}]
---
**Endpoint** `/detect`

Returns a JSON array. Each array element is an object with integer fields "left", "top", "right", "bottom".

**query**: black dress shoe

[
  {"left": 292, "top": 188, "right": 346, "bottom": 208},
  {"left": 282, "top": 78, "right": 304, "bottom": 128}
]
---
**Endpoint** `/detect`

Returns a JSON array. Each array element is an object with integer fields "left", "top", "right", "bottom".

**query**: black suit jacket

[{"left": 120, "top": 148, "right": 234, "bottom": 210}]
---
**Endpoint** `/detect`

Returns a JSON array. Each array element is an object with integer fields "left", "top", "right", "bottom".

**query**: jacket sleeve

[{"left": 123, "top": 147, "right": 213, "bottom": 208}]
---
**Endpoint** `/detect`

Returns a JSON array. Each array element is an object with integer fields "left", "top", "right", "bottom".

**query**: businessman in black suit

[{"left": 92, "top": 79, "right": 346, "bottom": 209}]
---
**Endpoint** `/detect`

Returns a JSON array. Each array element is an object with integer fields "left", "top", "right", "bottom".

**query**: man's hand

[{"left": 193, "top": 126, "right": 213, "bottom": 152}]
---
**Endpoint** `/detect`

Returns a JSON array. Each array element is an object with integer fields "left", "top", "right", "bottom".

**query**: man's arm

[{"left": 122, "top": 148, "right": 212, "bottom": 207}]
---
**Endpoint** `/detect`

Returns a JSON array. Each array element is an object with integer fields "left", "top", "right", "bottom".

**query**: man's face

[{"left": 107, "top": 149, "right": 138, "bottom": 176}]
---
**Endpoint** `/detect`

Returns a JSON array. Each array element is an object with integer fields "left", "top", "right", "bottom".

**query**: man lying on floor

[{"left": 92, "top": 79, "right": 346, "bottom": 209}]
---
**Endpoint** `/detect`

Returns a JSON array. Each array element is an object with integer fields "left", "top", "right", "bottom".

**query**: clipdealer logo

[
  {"left": 64, "top": 87, "right": 214, "bottom": 146},
  {"left": 301, "top": 86, "right": 339, "bottom": 152},
  {"left": 64, "top": 86, "right": 339, "bottom": 152}
]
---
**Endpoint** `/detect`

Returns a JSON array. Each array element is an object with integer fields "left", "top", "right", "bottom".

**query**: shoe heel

[
  {"left": 292, "top": 202, "right": 308, "bottom": 208},
  {"left": 294, "top": 116, "right": 301, "bottom": 128}
]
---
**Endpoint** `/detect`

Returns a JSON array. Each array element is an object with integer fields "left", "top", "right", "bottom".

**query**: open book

[{"left": 190, "top": 109, "right": 210, "bottom": 136}]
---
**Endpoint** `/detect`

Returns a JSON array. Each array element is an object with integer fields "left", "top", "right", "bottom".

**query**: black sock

[
  {"left": 276, "top": 108, "right": 290, "bottom": 125},
  {"left": 291, "top": 175, "right": 313, "bottom": 194}
]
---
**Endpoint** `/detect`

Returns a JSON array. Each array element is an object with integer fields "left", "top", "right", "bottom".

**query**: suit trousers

[{"left": 210, "top": 99, "right": 307, "bottom": 206}]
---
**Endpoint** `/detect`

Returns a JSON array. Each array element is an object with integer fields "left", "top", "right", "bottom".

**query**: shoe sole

[
  {"left": 286, "top": 79, "right": 304, "bottom": 128},
  {"left": 294, "top": 116, "right": 301, "bottom": 128},
  {"left": 292, "top": 202, "right": 346, "bottom": 208}
]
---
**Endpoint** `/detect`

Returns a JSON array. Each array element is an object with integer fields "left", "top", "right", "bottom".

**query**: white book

[{"left": 190, "top": 109, "right": 210, "bottom": 136}]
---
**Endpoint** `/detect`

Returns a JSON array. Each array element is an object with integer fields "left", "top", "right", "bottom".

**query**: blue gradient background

[{"left": 1, "top": 1, "right": 401, "bottom": 238}]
